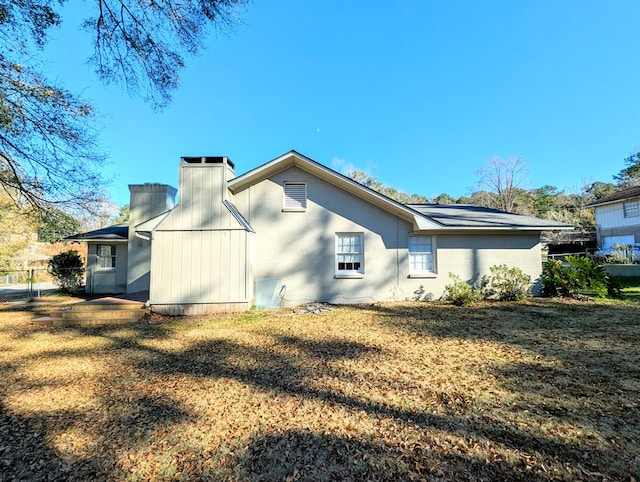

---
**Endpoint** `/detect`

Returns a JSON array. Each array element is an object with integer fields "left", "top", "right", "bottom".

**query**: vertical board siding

[
  {"left": 148, "top": 161, "right": 253, "bottom": 308},
  {"left": 163, "top": 163, "right": 238, "bottom": 231},
  {"left": 150, "top": 229, "right": 250, "bottom": 304}
]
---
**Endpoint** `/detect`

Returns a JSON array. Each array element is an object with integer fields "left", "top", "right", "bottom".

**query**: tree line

[
  {"left": 346, "top": 152, "right": 640, "bottom": 242},
  {"left": 1, "top": 1, "right": 638, "bottom": 254}
]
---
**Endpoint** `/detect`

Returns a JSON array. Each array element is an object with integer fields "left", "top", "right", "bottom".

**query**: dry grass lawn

[{"left": 0, "top": 297, "right": 639, "bottom": 481}]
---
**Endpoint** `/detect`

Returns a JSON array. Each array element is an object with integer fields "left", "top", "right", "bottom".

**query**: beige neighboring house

[
  {"left": 68, "top": 150, "right": 571, "bottom": 314},
  {"left": 587, "top": 186, "right": 640, "bottom": 249}
]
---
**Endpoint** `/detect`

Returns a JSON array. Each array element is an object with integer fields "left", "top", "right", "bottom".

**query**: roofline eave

[{"left": 229, "top": 150, "right": 443, "bottom": 229}]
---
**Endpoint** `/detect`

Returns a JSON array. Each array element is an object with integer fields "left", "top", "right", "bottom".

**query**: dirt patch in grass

[{"left": 1, "top": 298, "right": 638, "bottom": 481}]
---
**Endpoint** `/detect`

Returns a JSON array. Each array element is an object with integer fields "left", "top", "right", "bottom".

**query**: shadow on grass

[
  {"left": 0, "top": 400, "right": 111, "bottom": 480},
  {"left": 236, "top": 429, "right": 551, "bottom": 482},
  {"left": 1, "top": 301, "right": 639, "bottom": 480}
]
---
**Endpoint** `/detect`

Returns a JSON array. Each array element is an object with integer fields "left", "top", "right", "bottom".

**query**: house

[
  {"left": 588, "top": 186, "right": 640, "bottom": 249},
  {"left": 68, "top": 150, "right": 571, "bottom": 314}
]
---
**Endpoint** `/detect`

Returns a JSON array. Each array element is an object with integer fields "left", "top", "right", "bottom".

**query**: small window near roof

[
  {"left": 97, "top": 244, "right": 116, "bottom": 269},
  {"left": 623, "top": 200, "right": 639, "bottom": 218},
  {"left": 283, "top": 182, "right": 307, "bottom": 211}
]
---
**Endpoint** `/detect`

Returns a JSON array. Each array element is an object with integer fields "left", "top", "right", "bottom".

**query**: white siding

[
  {"left": 160, "top": 163, "right": 238, "bottom": 230},
  {"left": 149, "top": 229, "right": 251, "bottom": 304},
  {"left": 595, "top": 202, "right": 640, "bottom": 229},
  {"left": 146, "top": 161, "right": 253, "bottom": 312}
]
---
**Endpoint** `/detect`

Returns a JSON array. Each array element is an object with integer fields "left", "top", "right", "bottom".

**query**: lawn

[{"left": 0, "top": 297, "right": 638, "bottom": 481}]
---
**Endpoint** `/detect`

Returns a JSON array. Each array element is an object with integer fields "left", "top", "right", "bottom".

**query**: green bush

[
  {"left": 48, "top": 250, "right": 85, "bottom": 294},
  {"left": 443, "top": 274, "right": 482, "bottom": 306},
  {"left": 542, "top": 259, "right": 575, "bottom": 297},
  {"left": 482, "top": 264, "right": 531, "bottom": 301},
  {"left": 542, "top": 256, "right": 620, "bottom": 299}
]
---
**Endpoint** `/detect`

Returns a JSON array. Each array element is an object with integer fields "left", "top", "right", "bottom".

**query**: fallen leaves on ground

[{"left": 0, "top": 298, "right": 638, "bottom": 481}]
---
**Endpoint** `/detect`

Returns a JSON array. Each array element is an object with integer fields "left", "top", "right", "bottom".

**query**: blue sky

[{"left": 43, "top": 1, "right": 640, "bottom": 208}]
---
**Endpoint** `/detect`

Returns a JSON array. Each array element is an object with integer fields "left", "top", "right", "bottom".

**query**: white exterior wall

[
  {"left": 594, "top": 202, "right": 640, "bottom": 229},
  {"left": 86, "top": 242, "right": 128, "bottom": 294},
  {"left": 594, "top": 202, "right": 640, "bottom": 246},
  {"left": 233, "top": 166, "right": 544, "bottom": 305}
]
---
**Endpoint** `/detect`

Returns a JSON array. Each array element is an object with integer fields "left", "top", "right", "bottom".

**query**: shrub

[
  {"left": 606, "top": 244, "right": 634, "bottom": 264},
  {"left": 542, "top": 255, "right": 620, "bottom": 299},
  {"left": 443, "top": 274, "right": 482, "bottom": 306},
  {"left": 48, "top": 250, "right": 85, "bottom": 294},
  {"left": 482, "top": 264, "right": 531, "bottom": 301},
  {"left": 542, "top": 259, "right": 575, "bottom": 297}
]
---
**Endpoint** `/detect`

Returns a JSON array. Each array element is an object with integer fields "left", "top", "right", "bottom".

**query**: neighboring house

[
  {"left": 68, "top": 150, "right": 571, "bottom": 314},
  {"left": 588, "top": 186, "right": 640, "bottom": 249}
]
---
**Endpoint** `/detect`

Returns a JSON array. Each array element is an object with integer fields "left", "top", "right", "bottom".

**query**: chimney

[
  {"left": 179, "top": 156, "right": 234, "bottom": 203},
  {"left": 177, "top": 156, "right": 236, "bottom": 228},
  {"left": 127, "top": 183, "right": 177, "bottom": 293}
]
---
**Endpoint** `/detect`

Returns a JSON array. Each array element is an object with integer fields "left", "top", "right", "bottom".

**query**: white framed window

[
  {"left": 336, "top": 233, "right": 364, "bottom": 276},
  {"left": 283, "top": 181, "right": 307, "bottom": 211},
  {"left": 623, "top": 200, "right": 639, "bottom": 218},
  {"left": 409, "top": 235, "right": 434, "bottom": 275},
  {"left": 97, "top": 244, "right": 116, "bottom": 269}
]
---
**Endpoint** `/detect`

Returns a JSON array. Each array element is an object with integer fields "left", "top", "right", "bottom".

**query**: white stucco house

[
  {"left": 68, "top": 150, "right": 571, "bottom": 314},
  {"left": 588, "top": 186, "right": 640, "bottom": 250}
]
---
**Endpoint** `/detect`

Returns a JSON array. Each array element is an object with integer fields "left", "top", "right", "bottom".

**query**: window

[
  {"left": 97, "top": 244, "right": 116, "bottom": 269},
  {"left": 283, "top": 182, "right": 307, "bottom": 210},
  {"left": 409, "top": 235, "right": 434, "bottom": 275},
  {"left": 623, "top": 200, "right": 639, "bottom": 218},
  {"left": 336, "top": 233, "right": 364, "bottom": 276}
]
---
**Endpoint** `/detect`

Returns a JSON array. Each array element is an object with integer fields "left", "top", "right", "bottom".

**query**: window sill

[
  {"left": 334, "top": 274, "right": 364, "bottom": 279},
  {"left": 282, "top": 208, "right": 306, "bottom": 212},
  {"left": 95, "top": 268, "right": 116, "bottom": 273},
  {"left": 408, "top": 273, "right": 437, "bottom": 278}
]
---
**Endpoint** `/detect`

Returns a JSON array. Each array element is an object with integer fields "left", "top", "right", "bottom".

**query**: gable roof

[
  {"left": 228, "top": 150, "right": 442, "bottom": 230},
  {"left": 588, "top": 186, "right": 640, "bottom": 207},
  {"left": 65, "top": 224, "right": 129, "bottom": 242},
  {"left": 407, "top": 204, "right": 572, "bottom": 231},
  {"left": 229, "top": 150, "right": 573, "bottom": 232}
]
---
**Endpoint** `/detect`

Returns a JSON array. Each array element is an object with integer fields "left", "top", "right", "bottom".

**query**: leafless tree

[
  {"left": 1, "top": 0, "right": 248, "bottom": 213},
  {"left": 476, "top": 156, "right": 529, "bottom": 213}
]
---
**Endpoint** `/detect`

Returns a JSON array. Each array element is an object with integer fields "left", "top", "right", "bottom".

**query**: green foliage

[
  {"left": 542, "top": 259, "right": 575, "bottom": 297},
  {"left": 37, "top": 209, "right": 82, "bottom": 242},
  {"left": 613, "top": 152, "right": 640, "bottom": 187},
  {"left": 0, "top": 195, "right": 37, "bottom": 271},
  {"left": 48, "top": 250, "right": 85, "bottom": 293},
  {"left": 443, "top": 274, "right": 482, "bottom": 306},
  {"left": 346, "top": 169, "right": 428, "bottom": 203},
  {"left": 587, "top": 181, "right": 617, "bottom": 201},
  {"left": 542, "top": 256, "right": 620, "bottom": 299},
  {"left": 482, "top": 265, "right": 531, "bottom": 301},
  {"left": 532, "top": 185, "right": 560, "bottom": 217},
  {"left": 112, "top": 204, "right": 130, "bottom": 224}
]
